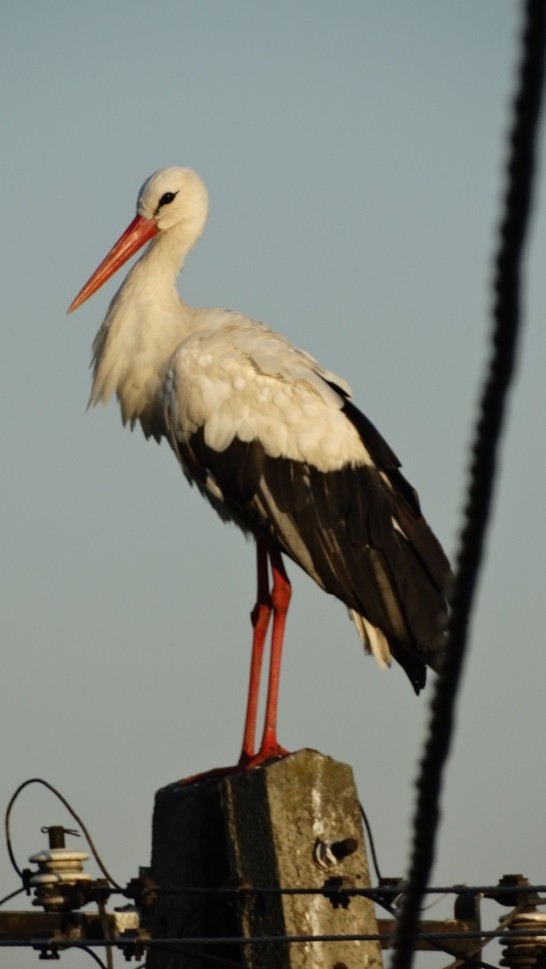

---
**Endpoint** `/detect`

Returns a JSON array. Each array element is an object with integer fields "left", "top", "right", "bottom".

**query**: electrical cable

[
  {"left": 0, "top": 886, "right": 24, "bottom": 908},
  {"left": 390, "top": 3, "right": 546, "bottom": 967},
  {"left": 120, "top": 927, "right": 546, "bottom": 944},
  {"left": 144, "top": 934, "right": 496, "bottom": 969},
  {"left": 144, "top": 937, "right": 488, "bottom": 969},
  {"left": 77, "top": 944, "right": 111, "bottom": 969},
  {"left": 3, "top": 926, "right": 546, "bottom": 947},
  {"left": 149, "top": 881, "right": 546, "bottom": 899},
  {"left": 4, "top": 777, "right": 122, "bottom": 889},
  {"left": 143, "top": 939, "right": 242, "bottom": 968},
  {"left": 2, "top": 921, "right": 546, "bottom": 958},
  {"left": 359, "top": 801, "right": 383, "bottom": 883}
]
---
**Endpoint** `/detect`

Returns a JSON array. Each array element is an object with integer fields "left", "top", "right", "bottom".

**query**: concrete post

[{"left": 147, "top": 749, "right": 382, "bottom": 969}]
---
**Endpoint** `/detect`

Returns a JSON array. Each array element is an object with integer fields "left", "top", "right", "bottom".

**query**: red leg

[
  {"left": 253, "top": 548, "right": 291, "bottom": 765},
  {"left": 238, "top": 540, "right": 272, "bottom": 767},
  {"left": 180, "top": 542, "right": 290, "bottom": 785}
]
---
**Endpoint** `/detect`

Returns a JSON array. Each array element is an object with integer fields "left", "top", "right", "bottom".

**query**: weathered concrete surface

[
  {"left": 223, "top": 749, "right": 382, "bottom": 969},
  {"left": 147, "top": 749, "right": 382, "bottom": 969},
  {"left": 147, "top": 772, "right": 239, "bottom": 968}
]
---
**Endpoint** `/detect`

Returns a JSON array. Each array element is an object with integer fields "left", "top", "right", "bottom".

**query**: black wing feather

[{"left": 169, "top": 399, "right": 451, "bottom": 694}]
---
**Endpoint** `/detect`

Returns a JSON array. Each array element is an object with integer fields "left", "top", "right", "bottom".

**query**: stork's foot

[
  {"left": 179, "top": 743, "right": 290, "bottom": 786},
  {"left": 238, "top": 741, "right": 290, "bottom": 771}
]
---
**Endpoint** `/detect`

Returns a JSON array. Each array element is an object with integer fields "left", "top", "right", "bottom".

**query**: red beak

[{"left": 67, "top": 214, "right": 158, "bottom": 313}]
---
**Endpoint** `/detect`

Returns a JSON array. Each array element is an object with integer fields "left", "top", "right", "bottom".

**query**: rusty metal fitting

[{"left": 313, "top": 837, "right": 358, "bottom": 871}]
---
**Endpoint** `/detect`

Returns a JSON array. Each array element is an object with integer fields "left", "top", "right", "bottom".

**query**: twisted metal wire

[
  {"left": 5, "top": 926, "right": 546, "bottom": 947},
  {"left": 391, "top": 3, "right": 546, "bottom": 967}
]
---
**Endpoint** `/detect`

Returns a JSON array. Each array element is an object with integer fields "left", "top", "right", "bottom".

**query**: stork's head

[
  {"left": 68, "top": 166, "right": 209, "bottom": 313},
  {"left": 137, "top": 166, "right": 209, "bottom": 235}
]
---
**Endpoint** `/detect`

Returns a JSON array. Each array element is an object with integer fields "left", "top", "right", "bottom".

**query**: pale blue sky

[{"left": 2, "top": 3, "right": 545, "bottom": 966}]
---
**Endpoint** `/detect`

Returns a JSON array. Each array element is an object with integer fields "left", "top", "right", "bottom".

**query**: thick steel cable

[
  {"left": 144, "top": 882, "right": 546, "bottom": 898},
  {"left": 390, "top": 3, "right": 546, "bottom": 967},
  {"left": 4, "top": 927, "right": 545, "bottom": 947}
]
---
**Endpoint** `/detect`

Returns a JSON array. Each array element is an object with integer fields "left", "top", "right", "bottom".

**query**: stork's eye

[{"left": 158, "top": 191, "right": 177, "bottom": 207}]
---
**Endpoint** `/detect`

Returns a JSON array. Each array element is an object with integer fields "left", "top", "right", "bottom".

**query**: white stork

[{"left": 68, "top": 166, "right": 451, "bottom": 770}]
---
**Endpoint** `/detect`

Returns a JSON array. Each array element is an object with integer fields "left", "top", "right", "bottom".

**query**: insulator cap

[
  {"left": 28, "top": 846, "right": 92, "bottom": 912},
  {"left": 500, "top": 909, "right": 546, "bottom": 969}
]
